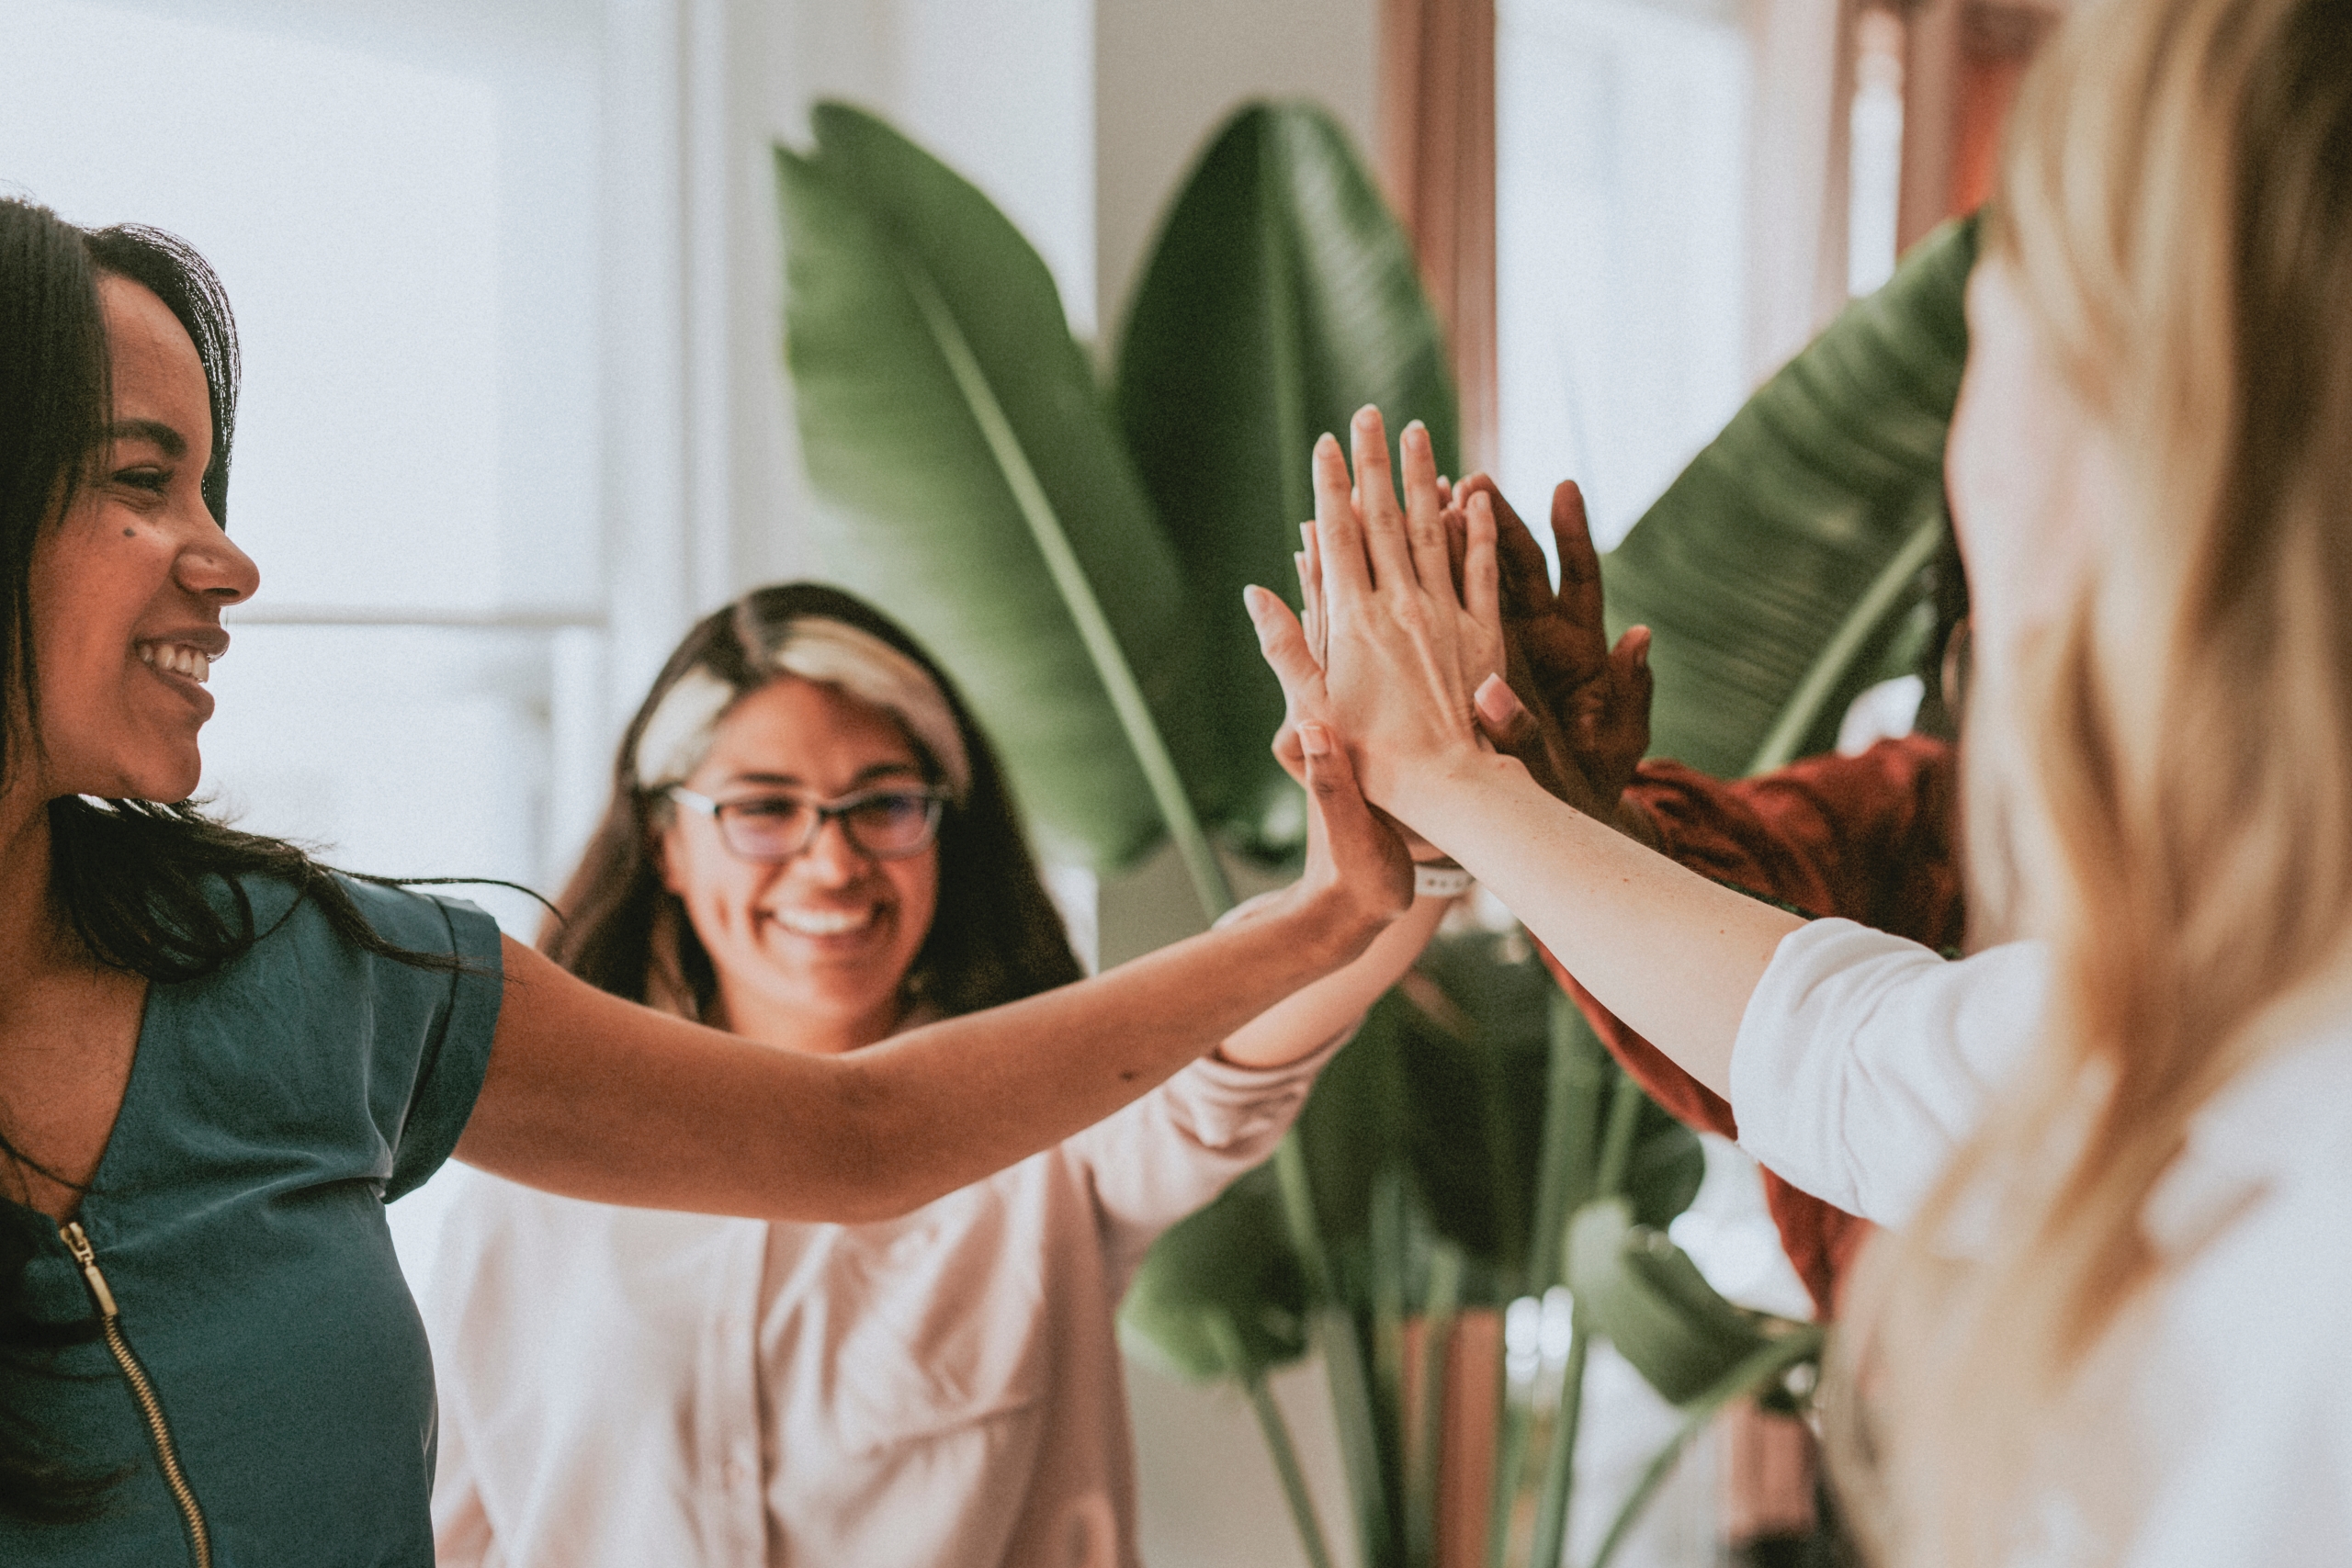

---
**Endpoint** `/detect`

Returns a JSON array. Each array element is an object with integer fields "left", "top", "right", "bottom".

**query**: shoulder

[{"left": 214, "top": 871, "right": 503, "bottom": 978}]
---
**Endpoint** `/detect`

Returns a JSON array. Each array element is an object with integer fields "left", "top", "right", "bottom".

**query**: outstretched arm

[
  {"left": 456, "top": 738, "right": 1412, "bottom": 1224},
  {"left": 1252, "top": 406, "right": 1800, "bottom": 1100}
]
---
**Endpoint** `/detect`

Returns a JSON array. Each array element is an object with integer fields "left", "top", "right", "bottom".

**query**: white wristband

[{"left": 1414, "top": 863, "right": 1473, "bottom": 899}]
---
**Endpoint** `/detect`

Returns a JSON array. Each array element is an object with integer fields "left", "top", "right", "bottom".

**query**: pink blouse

[{"left": 414, "top": 1039, "right": 1341, "bottom": 1568}]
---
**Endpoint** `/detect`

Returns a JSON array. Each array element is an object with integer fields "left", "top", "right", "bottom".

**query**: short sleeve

[{"left": 336, "top": 878, "right": 507, "bottom": 1201}]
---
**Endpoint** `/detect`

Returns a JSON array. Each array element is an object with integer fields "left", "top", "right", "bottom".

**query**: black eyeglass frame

[{"left": 664, "top": 784, "right": 951, "bottom": 863}]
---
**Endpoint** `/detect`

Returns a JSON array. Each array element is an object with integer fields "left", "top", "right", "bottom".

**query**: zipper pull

[{"left": 60, "top": 1221, "right": 119, "bottom": 1319}]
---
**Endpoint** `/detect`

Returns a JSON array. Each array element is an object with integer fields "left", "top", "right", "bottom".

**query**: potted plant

[{"left": 775, "top": 97, "right": 1974, "bottom": 1567}]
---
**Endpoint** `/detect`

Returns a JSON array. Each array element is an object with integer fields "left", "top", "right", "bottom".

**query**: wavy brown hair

[{"left": 543, "top": 582, "right": 1084, "bottom": 1022}]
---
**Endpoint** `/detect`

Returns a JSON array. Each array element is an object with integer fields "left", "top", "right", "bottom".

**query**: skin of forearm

[
  {"left": 1390, "top": 751, "right": 1799, "bottom": 1100},
  {"left": 458, "top": 900, "right": 1381, "bottom": 1225},
  {"left": 1216, "top": 888, "right": 1452, "bottom": 1069}
]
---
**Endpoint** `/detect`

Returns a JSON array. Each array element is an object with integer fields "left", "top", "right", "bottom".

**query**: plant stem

[
  {"left": 1255, "top": 123, "right": 1314, "bottom": 538},
  {"left": 1322, "top": 1306, "right": 1400, "bottom": 1565},
  {"left": 1406, "top": 1244, "right": 1464, "bottom": 1568},
  {"left": 1594, "top": 1070, "right": 1645, "bottom": 1200},
  {"left": 894, "top": 256, "right": 1235, "bottom": 923},
  {"left": 1273, "top": 1135, "right": 1389, "bottom": 1563},
  {"left": 1530, "top": 996, "right": 1610, "bottom": 1293},
  {"left": 1485, "top": 1391, "right": 1532, "bottom": 1568},
  {"left": 1744, "top": 513, "right": 1945, "bottom": 775},
  {"left": 1584, "top": 1332, "right": 1826, "bottom": 1568},
  {"left": 1525, "top": 1323, "right": 1590, "bottom": 1568},
  {"left": 1211, "top": 1313, "right": 1338, "bottom": 1568},
  {"left": 1523, "top": 1068, "right": 1645, "bottom": 1568}
]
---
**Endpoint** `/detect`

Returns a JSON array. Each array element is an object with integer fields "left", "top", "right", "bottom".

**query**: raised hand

[
  {"left": 1250, "top": 406, "right": 1503, "bottom": 829},
  {"left": 1452, "top": 475, "right": 1653, "bottom": 829}
]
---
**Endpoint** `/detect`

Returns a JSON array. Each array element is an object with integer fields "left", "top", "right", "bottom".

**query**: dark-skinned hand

[{"left": 1450, "top": 474, "right": 1655, "bottom": 834}]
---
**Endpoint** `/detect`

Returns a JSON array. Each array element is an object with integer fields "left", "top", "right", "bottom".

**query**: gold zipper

[{"left": 59, "top": 1220, "right": 212, "bottom": 1568}]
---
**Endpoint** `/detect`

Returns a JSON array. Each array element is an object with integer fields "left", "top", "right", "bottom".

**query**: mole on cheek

[{"left": 121, "top": 528, "right": 135, "bottom": 538}]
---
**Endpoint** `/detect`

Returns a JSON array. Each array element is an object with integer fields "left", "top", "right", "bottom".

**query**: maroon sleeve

[{"left": 1534, "top": 733, "right": 1962, "bottom": 1315}]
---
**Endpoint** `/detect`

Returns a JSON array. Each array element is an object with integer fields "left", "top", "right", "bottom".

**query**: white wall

[{"left": 1092, "top": 0, "right": 1378, "bottom": 356}]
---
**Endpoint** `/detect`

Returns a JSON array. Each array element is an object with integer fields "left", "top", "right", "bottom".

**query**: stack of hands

[{"left": 1254, "top": 404, "right": 1659, "bottom": 871}]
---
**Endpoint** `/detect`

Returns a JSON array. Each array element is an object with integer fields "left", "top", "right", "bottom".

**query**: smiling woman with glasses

[{"left": 411, "top": 581, "right": 1456, "bottom": 1567}]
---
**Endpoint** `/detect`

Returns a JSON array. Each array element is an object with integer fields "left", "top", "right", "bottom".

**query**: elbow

[{"left": 797, "top": 1057, "right": 939, "bottom": 1224}]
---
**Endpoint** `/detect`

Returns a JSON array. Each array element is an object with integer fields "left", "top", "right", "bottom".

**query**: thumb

[
  {"left": 1299, "top": 722, "right": 1411, "bottom": 917},
  {"left": 1473, "top": 673, "right": 1537, "bottom": 752},
  {"left": 1246, "top": 584, "right": 1322, "bottom": 703}
]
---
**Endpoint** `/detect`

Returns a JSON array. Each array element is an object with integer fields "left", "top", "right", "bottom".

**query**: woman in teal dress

[{"left": 0, "top": 199, "right": 1419, "bottom": 1565}]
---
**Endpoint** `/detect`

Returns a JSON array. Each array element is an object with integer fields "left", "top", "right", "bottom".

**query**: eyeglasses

[{"left": 666, "top": 784, "right": 949, "bottom": 863}]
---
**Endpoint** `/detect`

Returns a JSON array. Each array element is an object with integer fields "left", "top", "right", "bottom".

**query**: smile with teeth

[
  {"left": 138, "top": 643, "right": 212, "bottom": 683},
  {"left": 773, "top": 906, "right": 880, "bottom": 938}
]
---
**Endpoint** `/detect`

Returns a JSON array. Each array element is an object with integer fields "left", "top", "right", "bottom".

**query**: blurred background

[{"left": 0, "top": 0, "right": 2049, "bottom": 1560}]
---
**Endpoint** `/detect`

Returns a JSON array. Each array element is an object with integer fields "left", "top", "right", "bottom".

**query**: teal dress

[{"left": 0, "top": 875, "right": 504, "bottom": 1567}]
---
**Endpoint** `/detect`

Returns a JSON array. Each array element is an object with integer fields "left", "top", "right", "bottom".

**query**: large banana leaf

[
  {"left": 1115, "top": 102, "right": 1459, "bottom": 856},
  {"left": 1606, "top": 215, "right": 1978, "bottom": 778},
  {"left": 776, "top": 103, "right": 1220, "bottom": 874}
]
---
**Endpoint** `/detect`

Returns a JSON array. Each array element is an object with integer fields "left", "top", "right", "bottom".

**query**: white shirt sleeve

[
  {"left": 1728, "top": 919, "right": 2050, "bottom": 1226},
  {"left": 1064, "top": 1030, "right": 1349, "bottom": 1279}
]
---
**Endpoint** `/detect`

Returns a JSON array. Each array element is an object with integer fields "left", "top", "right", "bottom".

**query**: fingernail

[
  {"left": 1474, "top": 673, "right": 1524, "bottom": 725},
  {"left": 1354, "top": 405, "right": 1379, "bottom": 428},
  {"left": 1299, "top": 723, "right": 1332, "bottom": 757}
]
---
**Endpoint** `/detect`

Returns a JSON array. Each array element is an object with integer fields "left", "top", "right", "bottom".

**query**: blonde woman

[
  {"left": 416, "top": 583, "right": 1457, "bottom": 1568},
  {"left": 1252, "top": 0, "right": 2352, "bottom": 1559}
]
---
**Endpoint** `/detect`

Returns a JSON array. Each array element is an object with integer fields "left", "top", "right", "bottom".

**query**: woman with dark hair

[
  {"left": 414, "top": 581, "right": 1453, "bottom": 1567},
  {"left": 0, "top": 195, "right": 1428, "bottom": 1565}
]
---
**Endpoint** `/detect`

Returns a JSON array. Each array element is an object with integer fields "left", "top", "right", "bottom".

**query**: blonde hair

[{"left": 1835, "top": 0, "right": 2352, "bottom": 1560}]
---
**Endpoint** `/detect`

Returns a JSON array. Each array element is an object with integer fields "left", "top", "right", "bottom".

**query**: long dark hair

[
  {"left": 0, "top": 197, "right": 465, "bottom": 1521},
  {"left": 545, "top": 582, "right": 1084, "bottom": 1023}
]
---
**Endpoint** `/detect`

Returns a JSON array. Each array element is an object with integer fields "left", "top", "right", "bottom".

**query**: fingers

[
  {"left": 1597, "top": 624, "right": 1655, "bottom": 750},
  {"left": 1398, "top": 420, "right": 1453, "bottom": 595},
  {"left": 1464, "top": 474, "right": 1555, "bottom": 622},
  {"left": 1311, "top": 434, "right": 1374, "bottom": 600},
  {"left": 1298, "top": 722, "right": 1412, "bottom": 917},
  {"left": 1298, "top": 522, "right": 1327, "bottom": 668},
  {"left": 1245, "top": 584, "right": 1325, "bottom": 706},
  {"left": 1348, "top": 407, "right": 1418, "bottom": 593},
  {"left": 1270, "top": 716, "right": 1307, "bottom": 786},
  {"left": 1551, "top": 479, "right": 1605, "bottom": 633},
  {"left": 1463, "top": 491, "right": 1502, "bottom": 654},
  {"left": 1473, "top": 673, "right": 1537, "bottom": 751}
]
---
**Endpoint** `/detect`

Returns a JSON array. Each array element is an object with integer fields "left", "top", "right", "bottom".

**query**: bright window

[
  {"left": 1495, "top": 0, "right": 1750, "bottom": 553},
  {"left": 3, "top": 0, "right": 605, "bottom": 933}
]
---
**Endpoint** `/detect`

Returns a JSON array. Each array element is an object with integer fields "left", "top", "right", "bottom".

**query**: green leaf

[
  {"left": 1566, "top": 1197, "right": 1816, "bottom": 1409},
  {"left": 775, "top": 103, "right": 1217, "bottom": 874},
  {"left": 1120, "top": 1161, "right": 1312, "bottom": 1382},
  {"left": 1604, "top": 215, "right": 1979, "bottom": 777},
  {"left": 1115, "top": 101, "right": 1459, "bottom": 855}
]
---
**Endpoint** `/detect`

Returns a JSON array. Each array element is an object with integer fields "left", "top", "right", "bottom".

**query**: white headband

[{"left": 633, "top": 616, "right": 972, "bottom": 799}]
